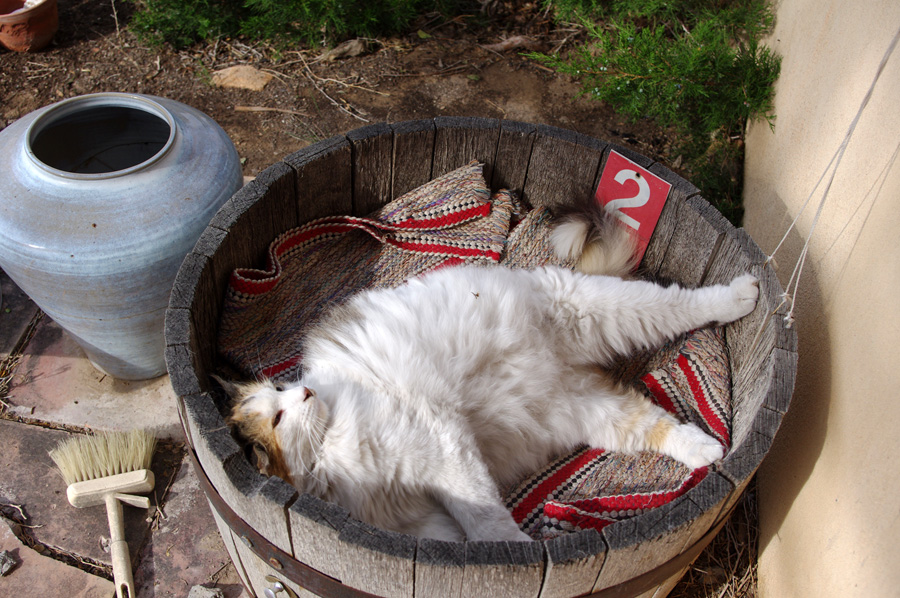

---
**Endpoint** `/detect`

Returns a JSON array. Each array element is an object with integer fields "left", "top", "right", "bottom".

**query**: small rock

[
  {"left": 0, "top": 549, "right": 16, "bottom": 576},
  {"left": 211, "top": 65, "right": 274, "bottom": 92},
  {"left": 187, "top": 585, "right": 224, "bottom": 598},
  {"left": 321, "top": 38, "right": 369, "bottom": 61}
]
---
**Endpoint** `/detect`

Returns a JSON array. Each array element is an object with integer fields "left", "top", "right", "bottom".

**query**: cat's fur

[{"left": 221, "top": 208, "right": 758, "bottom": 542}]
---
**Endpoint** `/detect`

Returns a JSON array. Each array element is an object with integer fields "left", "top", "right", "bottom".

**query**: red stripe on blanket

[
  {"left": 511, "top": 449, "right": 606, "bottom": 524},
  {"left": 642, "top": 372, "right": 678, "bottom": 415},
  {"left": 677, "top": 354, "right": 730, "bottom": 446},
  {"left": 261, "top": 355, "right": 303, "bottom": 379},
  {"left": 227, "top": 213, "right": 500, "bottom": 296},
  {"left": 383, "top": 237, "right": 501, "bottom": 261},
  {"left": 391, "top": 202, "right": 492, "bottom": 230},
  {"left": 542, "top": 467, "right": 709, "bottom": 533}
]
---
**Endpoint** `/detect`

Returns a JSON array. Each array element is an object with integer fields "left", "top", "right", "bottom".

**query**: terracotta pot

[{"left": 0, "top": 0, "right": 58, "bottom": 52}]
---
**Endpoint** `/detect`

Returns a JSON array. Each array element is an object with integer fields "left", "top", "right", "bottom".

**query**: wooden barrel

[{"left": 165, "top": 118, "right": 797, "bottom": 598}]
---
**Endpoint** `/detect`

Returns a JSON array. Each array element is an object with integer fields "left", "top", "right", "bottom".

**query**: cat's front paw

[
  {"left": 720, "top": 274, "right": 759, "bottom": 323},
  {"left": 667, "top": 423, "right": 725, "bottom": 469}
]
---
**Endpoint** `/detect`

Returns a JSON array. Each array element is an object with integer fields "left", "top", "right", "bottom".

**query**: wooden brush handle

[{"left": 105, "top": 493, "right": 135, "bottom": 598}]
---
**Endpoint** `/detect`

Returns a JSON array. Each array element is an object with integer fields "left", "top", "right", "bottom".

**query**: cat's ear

[
  {"left": 250, "top": 442, "right": 272, "bottom": 476},
  {"left": 211, "top": 374, "right": 241, "bottom": 399}
]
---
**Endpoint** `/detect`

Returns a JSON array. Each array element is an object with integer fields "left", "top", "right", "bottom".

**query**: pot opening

[{"left": 28, "top": 103, "right": 172, "bottom": 175}]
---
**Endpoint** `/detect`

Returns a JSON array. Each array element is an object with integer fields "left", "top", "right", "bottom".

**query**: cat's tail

[{"left": 550, "top": 202, "right": 639, "bottom": 277}]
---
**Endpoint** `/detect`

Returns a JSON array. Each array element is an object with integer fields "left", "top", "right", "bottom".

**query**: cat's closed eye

[
  {"left": 272, "top": 409, "right": 284, "bottom": 428},
  {"left": 274, "top": 383, "right": 285, "bottom": 391}
]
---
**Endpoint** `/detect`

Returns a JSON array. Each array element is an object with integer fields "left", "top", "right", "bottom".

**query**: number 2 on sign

[
  {"left": 595, "top": 150, "right": 672, "bottom": 262},
  {"left": 605, "top": 169, "right": 650, "bottom": 231}
]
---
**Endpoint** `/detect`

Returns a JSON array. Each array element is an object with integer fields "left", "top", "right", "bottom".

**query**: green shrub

[
  {"left": 128, "top": 0, "right": 460, "bottom": 49},
  {"left": 240, "top": 0, "right": 440, "bottom": 45},
  {"left": 128, "top": 0, "right": 249, "bottom": 48},
  {"left": 532, "top": 0, "right": 781, "bottom": 223}
]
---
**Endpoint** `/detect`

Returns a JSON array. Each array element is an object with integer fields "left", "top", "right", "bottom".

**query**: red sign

[{"left": 595, "top": 150, "right": 671, "bottom": 262}]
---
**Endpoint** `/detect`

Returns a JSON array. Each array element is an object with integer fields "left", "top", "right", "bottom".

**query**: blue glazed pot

[{"left": 0, "top": 93, "right": 242, "bottom": 379}]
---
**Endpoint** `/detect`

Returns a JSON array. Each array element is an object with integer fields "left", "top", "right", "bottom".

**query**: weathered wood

[
  {"left": 220, "top": 458, "right": 297, "bottom": 555},
  {"left": 164, "top": 311, "right": 202, "bottom": 398},
  {"left": 285, "top": 135, "right": 354, "bottom": 222},
  {"left": 638, "top": 161, "right": 700, "bottom": 278},
  {"left": 674, "top": 473, "right": 734, "bottom": 552},
  {"left": 415, "top": 539, "right": 466, "bottom": 598},
  {"left": 719, "top": 404, "right": 786, "bottom": 489},
  {"left": 348, "top": 122, "right": 394, "bottom": 216},
  {"left": 655, "top": 195, "right": 725, "bottom": 288},
  {"left": 586, "top": 469, "right": 734, "bottom": 598},
  {"left": 164, "top": 118, "right": 797, "bottom": 598},
  {"left": 182, "top": 390, "right": 299, "bottom": 558},
  {"left": 593, "top": 490, "right": 707, "bottom": 592},
  {"left": 288, "top": 493, "right": 352, "bottom": 582},
  {"left": 638, "top": 197, "right": 680, "bottom": 278},
  {"left": 462, "top": 540, "right": 544, "bottom": 598},
  {"left": 649, "top": 567, "right": 689, "bottom": 598},
  {"left": 704, "top": 228, "right": 796, "bottom": 377},
  {"left": 208, "top": 498, "right": 253, "bottom": 595},
  {"left": 539, "top": 530, "right": 606, "bottom": 598},
  {"left": 337, "top": 519, "right": 417, "bottom": 598},
  {"left": 231, "top": 525, "right": 316, "bottom": 598},
  {"left": 492, "top": 120, "right": 536, "bottom": 195},
  {"left": 255, "top": 160, "right": 302, "bottom": 234},
  {"left": 209, "top": 162, "right": 298, "bottom": 276},
  {"left": 166, "top": 249, "right": 220, "bottom": 387},
  {"left": 703, "top": 230, "right": 796, "bottom": 454},
  {"left": 181, "top": 230, "right": 228, "bottom": 372},
  {"left": 391, "top": 119, "right": 436, "bottom": 198},
  {"left": 181, "top": 392, "right": 239, "bottom": 478},
  {"left": 432, "top": 116, "right": 501, "bottom": 181},
  {"left": 522, "top": 125, "right": 606, "bottom": 209}
]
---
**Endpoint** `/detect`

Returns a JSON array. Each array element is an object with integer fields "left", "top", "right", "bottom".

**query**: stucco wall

[{"left": 742, "top": 1, "right": 900, "bottom": 596}]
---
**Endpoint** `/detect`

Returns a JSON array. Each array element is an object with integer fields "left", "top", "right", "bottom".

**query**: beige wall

[{"left": 742, "top": 1, "right": 900, "bottom": 596}]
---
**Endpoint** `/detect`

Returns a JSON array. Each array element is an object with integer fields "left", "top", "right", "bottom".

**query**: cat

[{"left": 219, "top": 205, "right": 759, "bottom": 542}]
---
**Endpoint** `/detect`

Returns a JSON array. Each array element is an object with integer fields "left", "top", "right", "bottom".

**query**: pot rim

[
  {"left": 0, "top": 0, "right": 54, "bottom": 22},
  {"left": 24, "top": 92, "right": 177, "bottom": 180}
]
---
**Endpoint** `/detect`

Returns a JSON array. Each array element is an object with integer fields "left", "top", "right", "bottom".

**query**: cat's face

[{"left": 218, "top": 377, "right": 328, "bottom": 486}]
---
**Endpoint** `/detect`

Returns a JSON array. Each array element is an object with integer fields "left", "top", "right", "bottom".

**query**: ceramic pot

[
  {"left": 0, "top": 93, "right": 242, "bottom": 379},
  {"left": 0, "top": 0, "right": 58, "bottom": 52}
]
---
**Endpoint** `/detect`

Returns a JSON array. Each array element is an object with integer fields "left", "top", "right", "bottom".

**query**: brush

[{"left": 49, "top": 429, "right": 157, "bottom": 598}]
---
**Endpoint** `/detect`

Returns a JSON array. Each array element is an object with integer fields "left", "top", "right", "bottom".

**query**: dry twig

[
  {"left": 235, "top": 106, "right": 308, "bottom": 117},
  {"left": 298, "top": 54, "right": 370, "bottom": 122}
]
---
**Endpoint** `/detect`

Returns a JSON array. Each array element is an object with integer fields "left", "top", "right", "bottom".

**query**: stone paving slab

[
  {"left": 5, "top": 316, "right": 184, "bottom": 439},
  {"left": 0, "top": 516, "right": 115, "bottom": 597},
  {"left": 0, "top": 269, "right": 39, "bottom": 360},
  {"left": 0, "top": 418, "right": 179, "bottom": 569},
  {"left": 134, "top": 455, "right": 248, "bottom": 598},
  {"left": 1, "top": 269, "right": 253, "bottom": 597}
]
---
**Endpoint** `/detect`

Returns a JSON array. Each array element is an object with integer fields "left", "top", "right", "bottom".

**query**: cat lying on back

[{"left": 219, "top": 204, "right": 758, "bottom": 542}]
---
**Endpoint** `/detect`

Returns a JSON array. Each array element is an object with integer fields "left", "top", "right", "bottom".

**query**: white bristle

[{"left": 49, "top": 429, "right": 157, "bottom": 486}]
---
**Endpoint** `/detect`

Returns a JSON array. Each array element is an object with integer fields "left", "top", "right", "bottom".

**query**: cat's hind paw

[{"left": 667, "top": 423, "right": 725, "bottom": 469}]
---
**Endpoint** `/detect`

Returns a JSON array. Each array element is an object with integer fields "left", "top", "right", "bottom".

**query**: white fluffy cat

[{"left": 220, "top": 208, "right": 758, "bottom": 542}]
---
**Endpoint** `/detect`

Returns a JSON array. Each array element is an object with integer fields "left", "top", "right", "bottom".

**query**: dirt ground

[
  {"left": 0, "top": 0, "right": 677, "bottom": 179},
  {"left": 1, "top": 1, "right": 755, "bottom": 596}
]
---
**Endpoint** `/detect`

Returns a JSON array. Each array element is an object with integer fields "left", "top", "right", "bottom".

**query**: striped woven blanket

[{"left": 217, "top": 161, "right": 731, "bottom": 540}]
